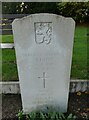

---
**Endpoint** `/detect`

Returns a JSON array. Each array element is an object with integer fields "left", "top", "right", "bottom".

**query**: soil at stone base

[{"left": 1, "top": 92, "right": 89, "bottom": 120}]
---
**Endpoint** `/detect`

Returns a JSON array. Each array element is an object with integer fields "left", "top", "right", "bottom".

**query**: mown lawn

[
  {"left": 2, "top": 25, "right": 88, "bottom": 81},
  {"left": 71, "top": 25, "right": 87, "bottom": 79},
  {"left": 2, "top": 49, "right": 19, "bottom": 81},
  {"left": 0, "top": 35, "right": 14, "bottom": 43}
]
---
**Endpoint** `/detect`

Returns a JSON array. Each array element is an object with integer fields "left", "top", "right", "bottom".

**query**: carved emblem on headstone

[{"left": 35, "top": 22, "right": 52, "bottom": 44}]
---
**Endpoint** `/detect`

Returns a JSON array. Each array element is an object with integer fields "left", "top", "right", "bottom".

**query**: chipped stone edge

[{"left": 0, "top": 80, "right": 88, "bottom": 94}]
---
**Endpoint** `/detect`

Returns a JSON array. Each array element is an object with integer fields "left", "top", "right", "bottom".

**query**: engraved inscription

[{"left": 35, "top": 22, "right": 52, "bottom": 44}]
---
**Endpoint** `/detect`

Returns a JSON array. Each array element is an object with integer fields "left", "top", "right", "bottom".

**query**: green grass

[
  {"left": 2, "top": 25, "right": 88, "bottom": 81},
  {"left": 71, "top": 25, "right": 87, "bottom": 79},
  {"left": 0, "top": 35, "right": 14, "bottom": 43},
  {"left": 2, "top": 49, "right": 18, "bottom": 81},
  {"left": 17, "top": 111, "right": 77, "bottom": 120}
]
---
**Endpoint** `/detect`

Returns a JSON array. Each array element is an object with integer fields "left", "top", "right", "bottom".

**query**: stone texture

[
  {"left": 12, "top": 13, "right": 75, "bottom": 113},
  {"left": 0, "top": 80, "right": 88, "bottom": 94},
  {"left": 0, "top": 43, "right": 14, "bottom": 49}
]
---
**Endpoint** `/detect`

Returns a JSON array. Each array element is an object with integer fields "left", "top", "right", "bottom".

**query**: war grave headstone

[{"left": 12, "top": 13, "right": 75, "bottom": 113}]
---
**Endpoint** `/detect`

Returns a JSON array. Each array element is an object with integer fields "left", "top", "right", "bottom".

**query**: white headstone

[{"left": 12, "top": 13, "right": 75, "bottom": 113}]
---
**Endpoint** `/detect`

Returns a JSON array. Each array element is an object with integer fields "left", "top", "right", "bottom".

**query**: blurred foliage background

[
  {"left": 1, "top": 2, "right": 89, "bottom": 80},
  {"left": 2, "top": 2, "right": 89, "bottom": 24}
]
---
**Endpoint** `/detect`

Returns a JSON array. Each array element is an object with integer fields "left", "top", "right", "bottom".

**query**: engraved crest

[{"left": 35, "top": 22, "right": 52, "bottom": 44}]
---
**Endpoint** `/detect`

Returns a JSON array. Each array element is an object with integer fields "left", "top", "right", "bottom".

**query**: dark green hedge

[{"left": 2, "top": 2, "right": 89, "bottom": 23}]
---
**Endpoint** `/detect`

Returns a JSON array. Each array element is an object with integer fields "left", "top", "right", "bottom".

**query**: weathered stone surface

[{"left": 12, "top": 13, "right": 75, "bottom": 113}]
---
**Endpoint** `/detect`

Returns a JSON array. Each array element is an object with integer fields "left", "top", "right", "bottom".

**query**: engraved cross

[{"left": 38, "top": 72, "right": 48, "bottom": 88}]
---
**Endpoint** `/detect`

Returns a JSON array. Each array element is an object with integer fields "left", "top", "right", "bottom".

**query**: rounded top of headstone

[{"left": 12, "top": 13, "right": 75, "bottom": 26}]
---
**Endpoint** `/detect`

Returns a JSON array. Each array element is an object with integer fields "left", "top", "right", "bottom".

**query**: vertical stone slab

[{"left": 12, "top": 13, "right": 75, "bottom": 113}]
